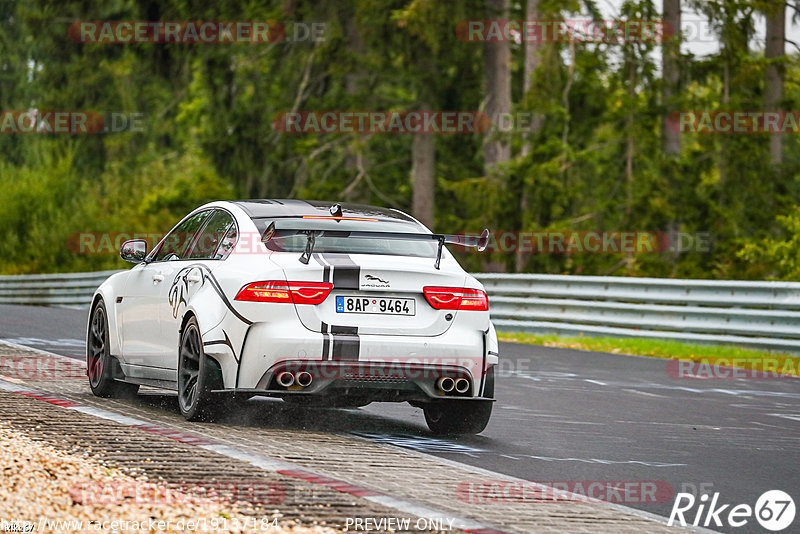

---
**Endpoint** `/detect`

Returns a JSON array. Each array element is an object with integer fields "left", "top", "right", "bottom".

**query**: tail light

[
  {"left": 235, "top": 281, "right": 333, "bottom": 304},
  {"left": 423, "top": 286, "right": 488, "bottom": 311}
]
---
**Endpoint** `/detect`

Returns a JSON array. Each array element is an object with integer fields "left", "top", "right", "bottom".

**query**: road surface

[{"left": 1, "top": 303, "right": 798, "bottom": 532}]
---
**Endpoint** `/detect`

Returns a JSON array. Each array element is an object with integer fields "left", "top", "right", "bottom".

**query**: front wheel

[
  {"left": 87, "top": 301, "right": 139, "bottom": 399},
  {"left": 177, "top": 317, "right": 227, "bottom": 421},
  {"left": 423, "top": 401, "right": 493, "bottom": 435}
]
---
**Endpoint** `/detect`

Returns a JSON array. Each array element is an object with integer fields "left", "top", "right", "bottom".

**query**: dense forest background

[{"left": 1, "top": 0, "right": 799, "bottom": 279}]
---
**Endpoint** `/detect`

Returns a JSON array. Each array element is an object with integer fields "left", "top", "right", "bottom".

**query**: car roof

[{"left": 229, "top": 199, "right": 419, "bottom": 224}]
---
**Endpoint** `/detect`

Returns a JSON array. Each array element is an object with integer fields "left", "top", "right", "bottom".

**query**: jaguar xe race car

[{"left": 87, "top": 200, "right": 498, "bottom": 434}]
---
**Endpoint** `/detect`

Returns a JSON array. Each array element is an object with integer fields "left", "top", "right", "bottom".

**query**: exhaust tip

[
  {"left": 455, "top": 378, "right": 470, "bottom": 394},
  {"left": 276, "top": 371, "right": 295, "bottom": 387},
  {"left": 437, "top": 377, "right": 455, "bottom": 393},
  {"left": 296, "top": 371, "right": 313, "bottom": 388}
]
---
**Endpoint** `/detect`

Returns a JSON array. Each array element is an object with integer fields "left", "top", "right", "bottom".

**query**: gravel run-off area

[{"left": 0, "top": 423, "right": 341, "bottom": 533}]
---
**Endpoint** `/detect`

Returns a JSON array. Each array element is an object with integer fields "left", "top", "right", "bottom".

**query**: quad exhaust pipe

[
  {"left": 276, "top": 372, "right": 295, "bottom": 387},
  {"left": 455, "top": 378, "right": 470, "bottom": 394},
  {"left": 436, "top": 376, "right": 471, "bottom": 395},
  {"left": 296, "top": 371, "right": 313, "bottom": 387},
  {"left": 277, "top": 371, "right": 313, "bottom": 388},
  {"left": 436, "top": 377, "right": 455, "bottom": 393}
]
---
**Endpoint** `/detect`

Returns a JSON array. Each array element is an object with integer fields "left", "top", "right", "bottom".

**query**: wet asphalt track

[{"left": 1, "top": 303, "right": 798, "bottom": 533}]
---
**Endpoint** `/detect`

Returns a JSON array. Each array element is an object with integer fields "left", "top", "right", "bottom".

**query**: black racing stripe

[
  {"left": 330, "top": 325, "right": 359, "bottom": 361},
  {"left": 315, "top": 255, "right": 333, "bottom": 361},
  {"left": 321, "top": 322, "right": 330, "bottom": 360},
  {"left": 479, "top": 334, "right": 487, "bottom": 395},
  {"left": 203, "top": 271, "right": 254, "bottom": 325},
  {"left": 235, "top": 325, "right": 253, "bottom": 389},
  {"left": 313, "top": 253, "right": 331, "bottom": 283},
  {"left": 322, "top": 253, "right": 360, "bottom": 290}
]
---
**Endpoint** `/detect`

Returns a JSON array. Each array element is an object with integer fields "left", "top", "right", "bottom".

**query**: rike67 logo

[{"left": 668, "top": 490, "right": 795, "bottom": 531}]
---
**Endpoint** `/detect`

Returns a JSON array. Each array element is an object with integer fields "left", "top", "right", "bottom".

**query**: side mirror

[{"left": 120, "top": 239, "right": 148, "bottom": 263}]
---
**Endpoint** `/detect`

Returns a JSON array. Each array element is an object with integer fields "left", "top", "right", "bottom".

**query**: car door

[
  {"left": 118, "top": 210, "right": 212, "bottom": 374},
  {"left": 159, "top": 209, "right": 236, "bottom": 368}
]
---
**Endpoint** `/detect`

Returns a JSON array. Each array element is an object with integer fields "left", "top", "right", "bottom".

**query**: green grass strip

[{"left": 498, "top": 332, "right": 800, "bottom": 377}]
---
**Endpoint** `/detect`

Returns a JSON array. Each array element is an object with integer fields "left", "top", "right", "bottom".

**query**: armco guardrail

[
  {"left": 0, "top": 270, "right": 122, "bottom": 307},
  {"left": 475, "top": 273, "right": 800, "bottom": 352},
  {"left": 2, "top": 270, "right": 799, "bottom": 352}
]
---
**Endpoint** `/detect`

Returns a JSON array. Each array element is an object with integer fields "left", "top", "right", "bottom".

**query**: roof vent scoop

[{"left": 329, "top": 204, "right": 343, "bottom": 217}]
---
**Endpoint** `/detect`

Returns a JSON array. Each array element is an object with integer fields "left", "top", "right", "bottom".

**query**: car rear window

[{"left": 252, "top": 217, "right": 437, "bottom": 258}]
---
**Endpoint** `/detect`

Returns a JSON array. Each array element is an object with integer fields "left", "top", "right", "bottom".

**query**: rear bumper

[
  {"left": 227, "top": 318, "right": 496, "bottom": 395},
  {"left": 212, "top": 359, "right": 495, "bottom": 404},
  {"left": 212, "top": 389, "right": 496, "bottom": 404}
]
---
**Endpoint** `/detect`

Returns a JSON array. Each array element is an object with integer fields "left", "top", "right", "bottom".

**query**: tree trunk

[
  {"left": 661, "top": 0, "right": 681, "bottom": 156},
  {"left": 516, "top": 0, "right": 544, "bottom": 272},
  {"left": 765, "top": 1, "right": 785, "bottom": 166},
  {"left": 411, "top": 127, "right": 435, "bottom": 228},
  {"left": 521, "top": 0, "right": 543, "bottom": 158},
  {"left": 719, "top": 59, "right": 730, "bottom": 191},
  {"left": 625, "top": 61, "right": 635, "bottom": 220},
  {"left": 344, "top": 11, "right": 369, "bottom": 198},
  {"left": 483, "top": 0, "right": 511, "bottom": 172},
  {"left": 625, "top": 60, "right": 636, "bottom": 272}
]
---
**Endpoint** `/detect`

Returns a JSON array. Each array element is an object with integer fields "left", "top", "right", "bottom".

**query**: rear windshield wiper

[{"left": 300, "top": 231, "right": 317, "bottom": 264}]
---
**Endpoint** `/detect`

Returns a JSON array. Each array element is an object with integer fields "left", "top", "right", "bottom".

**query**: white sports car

[{"left": 87, "top": 200, "right": 498, "bottom": 434}]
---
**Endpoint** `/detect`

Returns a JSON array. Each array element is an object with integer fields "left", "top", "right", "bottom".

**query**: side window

[
  {"left": 214, "top": 225, "right": 238, "bottom": 260},
  {"left": 152, "top": 211, "right": 212, "bottom": 262},
  {"left": 187, "top": 210, "right": 234, "bottom": 260}
]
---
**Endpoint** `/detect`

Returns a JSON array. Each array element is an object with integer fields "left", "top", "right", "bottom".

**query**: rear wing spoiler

[{"left": 262, "top": 221, "right": 489, "bottom": 269}]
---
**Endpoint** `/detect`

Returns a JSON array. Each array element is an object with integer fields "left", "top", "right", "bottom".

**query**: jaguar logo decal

[{"left": 364, "top": 274, "right": 389, "bottom": 284}]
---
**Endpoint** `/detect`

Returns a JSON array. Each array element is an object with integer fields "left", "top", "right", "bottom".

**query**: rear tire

[
  {"left": 177, "top": 317, "right": 227, "bottom": 421},
  {"left": 424, "top": 401, "right": 493, "bottom": 435},
  {"left": 87, "top": 301, "right": 139, "bottom": 399}
]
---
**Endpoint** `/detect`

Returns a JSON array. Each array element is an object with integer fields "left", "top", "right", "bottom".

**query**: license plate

[{"left": 336, "top": 296, "right": 415, "bottom": 316}]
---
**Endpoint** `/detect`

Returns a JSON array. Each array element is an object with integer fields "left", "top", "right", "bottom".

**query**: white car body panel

[{"left": 91, "top": 199, "right": 499, "bottom": 405}]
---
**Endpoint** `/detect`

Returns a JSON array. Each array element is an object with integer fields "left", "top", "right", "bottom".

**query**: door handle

[
  {"left": 152, "top": 273, "right": 164, "bottom": 283},
  {"left": 187, "top": 273, "right": 202, "bottom": 284}
]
